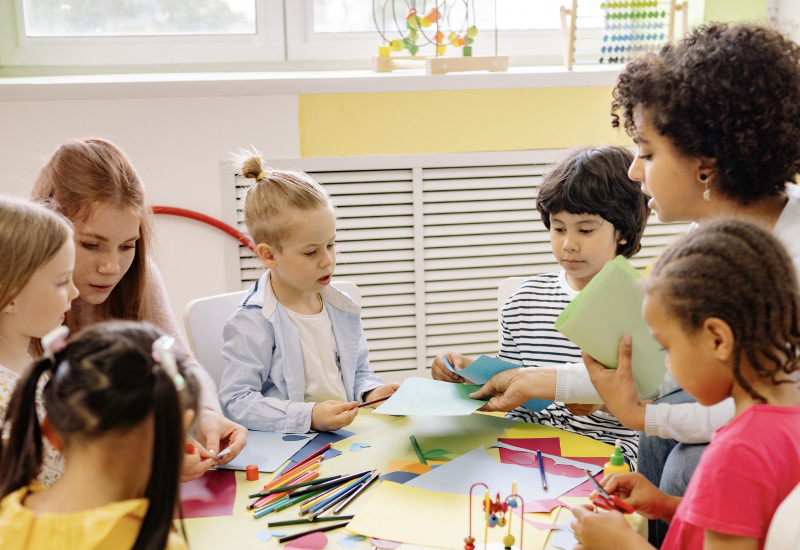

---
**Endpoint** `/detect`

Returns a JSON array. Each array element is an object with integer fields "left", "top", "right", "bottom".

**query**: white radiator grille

[{"left": 232, "top": 150, "right": 690, "bottom": 375}]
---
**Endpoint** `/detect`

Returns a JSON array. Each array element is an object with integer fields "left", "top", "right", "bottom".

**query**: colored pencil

[
  {"left": 332, "top": 470, "right": 380, "bottom": 514},
  {"left": 410, "top": 435, "right": 427, "bottom": 465},
  {"left": 308, "top": 474, "right": 372, "bottom": 519},
  {"left": 289, "top": 470, "right": 371, "bottom": 500},
  {"left": 357, "top": 394, "right": 391, "bottom": 408},
  {"left": 253, "top": 487, "right": 327, "bottom": 518},
  {"left": 267, "top": 515, "right": 354, "bottom": 527},
  {"left": 290, "top": 443, "right": 332, "bottom": 471},
  {"left": 301, "top": 475, "right": 368, "bottom": 516},
  {"left": 277, "top": 520, "right": 351, "bottom": 543},
  {"left": 537, "top": 450, "right": 548, "bottom": 491},
  {"left": 249, "top": 474, "right": 340, "bottom": 498},
  {"left": 249, "top": 470, "right": 319, "bottom": 509}
]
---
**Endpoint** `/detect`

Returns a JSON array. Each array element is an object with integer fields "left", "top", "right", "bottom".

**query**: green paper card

[
  {"left": 554, "top": 255, "right": 666, "bottom": 398},
  {"left": 373, "top": 377, "right": 487, "bottom": 416}
]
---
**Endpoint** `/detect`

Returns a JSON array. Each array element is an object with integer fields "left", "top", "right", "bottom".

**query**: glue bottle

[{"left": 604, "top": 439, "right": 629, "bottom": 476}]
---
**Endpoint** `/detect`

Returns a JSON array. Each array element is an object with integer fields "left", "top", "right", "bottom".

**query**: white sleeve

[
  {"left": 644, "top": 397, "right": 735, "bottom": 443},
  {"left": 554, "top": 363, "right": 605, "bottom": 403}
]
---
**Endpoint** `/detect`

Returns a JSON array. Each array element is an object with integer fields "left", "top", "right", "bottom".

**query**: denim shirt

[{"left": 218, "top": 271, "right": 383, "bottom": 433}]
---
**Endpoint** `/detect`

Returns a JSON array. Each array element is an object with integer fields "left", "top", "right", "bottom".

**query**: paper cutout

[
  {"left": 423, "top": 448, "right": 451, "bottom": 460},
  {"left": 256, "top": 530, "right": 286, "bottom": 542},
  {"left": 381, "top": 471, "right": 420, "bottom": 484},
  {"left": 503, "top": 424, "right": 615, "bottom": 457},
  {"left": 491, "top": 442, "right": 603, "bottom": 475},
  {"left": 347, "top": 481, "right": 552, "bottom": 550},
  {"left": 350, "top": 442, "right": 371, "bottom": 452},
  {"left": 285, "top": 532, "right": 329, "bottom": 550},
  {"left": 373, "top": 377, "right": 487, "bottom": 416},
  {"left": 283, "top": 434, "right": 309, "bottom": 441},
  {"left": 406, "top": 446, "right": 588, "bottom": 500},
  {"left": 370, "top": 538, "right": 403, "bottom": 549},
  {"left": 179, "top": 468, "right": 237, "bottom": 518},
  {"left": 216, "top": 430, "right": 318, "bottom": 473},
  {"left": 278, "top": 428, "right": 354, "bottom": 474},
  {"left": 521, "top": 499, "right": 571, "bottom": 514},
  {"left": 554, "top": 255, "right": 666, "bottom": 398},
  {"left": 386, "top": 460, "right": 446, "bottom": 475},
  {"left": 337, "top": 535, "right": 366, "bottom": 547},
  {"left": 450, "top": 355, "right": 554, "bottom": 412}
]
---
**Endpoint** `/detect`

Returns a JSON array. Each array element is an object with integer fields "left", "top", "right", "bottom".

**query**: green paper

[
  {"left": 373, "top": 377, "right": 486, "bottom": 416},
  {"left": 554, "top": 255, "right": 666, "bottom": 398}
]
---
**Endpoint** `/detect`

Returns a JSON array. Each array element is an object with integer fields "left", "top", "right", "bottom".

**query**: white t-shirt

[{"left": 286, "top": 304, "right": 348, "bottom": 403}]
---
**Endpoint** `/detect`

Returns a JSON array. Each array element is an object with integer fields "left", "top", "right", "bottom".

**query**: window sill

[{"left": 0, "top": 65, "right": 621, "bottom": 101}]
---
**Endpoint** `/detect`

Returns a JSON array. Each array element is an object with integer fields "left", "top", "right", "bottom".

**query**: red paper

[
  {"left": 286, "top": 532, "right": 329, "bottom": 550},
  {"left": 179, "top": 468, "right": 237, "bottom": 519}
]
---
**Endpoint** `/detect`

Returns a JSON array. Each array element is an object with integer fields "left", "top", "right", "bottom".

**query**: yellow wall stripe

[{"left": 299, "top": 86, "right": 632, "bottom": 158}]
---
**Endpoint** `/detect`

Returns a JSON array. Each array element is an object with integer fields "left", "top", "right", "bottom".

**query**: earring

[{"left": 700, "top": 173, "right": 711, "bottom": 201}]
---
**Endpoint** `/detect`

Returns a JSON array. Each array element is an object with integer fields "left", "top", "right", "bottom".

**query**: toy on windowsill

[
  {"left": 465, "top": 483, "right": 525, "bottom": 550},
  {"left": 372, "top": 1, "right": 508, "bottom": 75}
]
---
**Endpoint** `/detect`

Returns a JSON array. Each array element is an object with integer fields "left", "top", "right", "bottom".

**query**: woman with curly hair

[{"left": 584, "top": 22, "right": 800, "bottom": 546}]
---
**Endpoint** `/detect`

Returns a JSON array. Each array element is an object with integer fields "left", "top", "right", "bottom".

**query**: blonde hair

[
  {"left": 0, "top": 195, "right": 72, "bottom": 311},
  {"left": 30, "top": 138, "right": 154, "bottom": 330},
  {"left": 237, "top": 151, "right": 331, "bottom": 248}
]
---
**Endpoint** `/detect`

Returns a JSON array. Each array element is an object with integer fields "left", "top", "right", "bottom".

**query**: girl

[
  {"left": 31, "top": 138, "right": 247, "bottom": 478},
  {"left": 218, "top": 152, "right": 398, "bottom": 433},
  {"left": 0, "top": 195, "right": 78, "bottom": 486},
  {"left": 571, "top": 219, "right": 800, "bottom": 550},
  {"left": 431, "top": 146, "right": 649, "bottom": 460},
  {"left": 0, "top": 321, "right": 198, "bottom": 550}
]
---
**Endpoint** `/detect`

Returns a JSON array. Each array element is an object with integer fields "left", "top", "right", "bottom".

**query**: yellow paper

[
  {"left": 347, "top": 481, "right": 553, "bottom": 550},
  {"left": 503, "top": 423, "right": 614, "bottom": 457}
]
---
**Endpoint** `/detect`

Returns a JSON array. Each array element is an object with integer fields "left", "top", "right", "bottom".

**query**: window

[{"left": 0, "top": 0, "right": 604, "bottom": 75}]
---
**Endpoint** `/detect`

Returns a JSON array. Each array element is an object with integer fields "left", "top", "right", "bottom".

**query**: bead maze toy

[
  {"left": 372, "top": 1, "right": 508, "bottom": 74},
  {"left": 560, "top": 0, "right": 688, "bottom": 69},
  {"left": 464, "top": 483, "right": 525, "bottom": 550}
]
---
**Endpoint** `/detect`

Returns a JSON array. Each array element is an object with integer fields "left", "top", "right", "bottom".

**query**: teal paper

[
  {"left": 554, "top": 255, "right": 666, "bottom": 398},
  {"left": 452, "top": 355, "right": 553, "bottom": 412},
  {"left": 373, "top": 377, "right": 487, "bottom": 416}
]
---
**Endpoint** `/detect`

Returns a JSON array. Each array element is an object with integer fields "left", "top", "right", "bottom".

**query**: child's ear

[
  {"left": 41, "top": 416, "right": 63, "bottom": 451},
  {"left": 256, "top": 243, "right": 277, "bottom": 269},
  {"left": 702, "top": 317, "right": 734, "bottom": 361}
]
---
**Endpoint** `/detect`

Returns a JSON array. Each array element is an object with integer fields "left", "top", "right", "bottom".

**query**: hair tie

[
  {"left": 151, "top": 335, "right": 186, "bottom": 391},
  {"left": 41, "top": 325, "right": 69, "bottom": 363},
  {"left": 257, "top": 170, "right": 268, "bottom": 181}
]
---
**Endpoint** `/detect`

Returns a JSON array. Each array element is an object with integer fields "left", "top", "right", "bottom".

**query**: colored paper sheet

[
  {"left": 450, "top": 355, "right": 553, "bottom": 412},
  {"left": 554, "top": 255, "right": 666, "bottom": 398},
  {"left": 180, "top": 469, "right": 237, "bottom": 519},
  {"left": 372, "top": 377, "right": 487, "bottom": 416},
  {"left": 216, "top": 431, "right": 318, "bottom": 473},
  {"left": 277, "top": 429, "right": 354, "bottom": 474},
  {"left": 503, "top": 419, "right": 616, "bottom": 457},
  {"left": 493, "top": 440, "right": 603, "bottom": 476},
  {"left": 406, "top": 446, "right": 588, "bottom": 500},
  {"left": 346, "top": 481, "right": 553, "bottom": 550}
]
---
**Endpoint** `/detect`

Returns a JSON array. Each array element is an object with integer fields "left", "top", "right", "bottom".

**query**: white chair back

[
  {"left": 765, "top": 481, "right": 800, "bottom": 550},
  {"left": 183, "top": 280, "right": 361, "bottom": 388},
  {"left": 497, "top": 277, "right": 526, "bottom": 345}
]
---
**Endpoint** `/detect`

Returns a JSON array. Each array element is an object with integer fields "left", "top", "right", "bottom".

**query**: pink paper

[
  {"left": 561, "top": 458, "right": 607, "bottom": 496},
  {"left": 498, "top": 438, "right": 604, "bottom": 478},
  {"left": 521, "top": 499, "right": 570, "bottom": 513},
  {"left": 179, "top": 468, "right": 237, "bottom": 519},
  {"left": 285, "top": 532, "right": 329, "bottom": 550},
  {"left": 371, "top": 538, "right": 403, "bottom": 549}
]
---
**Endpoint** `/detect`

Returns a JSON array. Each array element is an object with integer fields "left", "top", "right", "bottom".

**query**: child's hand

[
  {"left": 181, "top": 437, "right": 215, "bottom": 482},
  {"left": 430, "top": 352, "right": 472, "bottom": 383},
  {"left": 194, "top": 408, "right": 248, "bottom": 467},
  {"left": 310, "top": 400, "right": 358, "bottom": 431},
  {"left": 600, "top": 473, "right": 680, "bottom": 522},
  {"left": 571, "top": 505, "right": 648, "bottom": 550},
  {"left": 583, "top": 335, "right": 647, "bottom": 431},
  {"left": 362, "top": 383, "right": 400, "bottom": 407}
]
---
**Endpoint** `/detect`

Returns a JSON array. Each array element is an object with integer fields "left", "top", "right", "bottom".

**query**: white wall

[{"left": 0, "top": 84, "right": 300, "bottom": 332}]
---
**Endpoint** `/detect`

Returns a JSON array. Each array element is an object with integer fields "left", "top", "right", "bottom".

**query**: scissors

[{"left": 583, "top": 470, "right": 635, "bottom": 514}]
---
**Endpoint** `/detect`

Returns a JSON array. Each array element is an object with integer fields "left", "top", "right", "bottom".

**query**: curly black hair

[{"left": 611, "top": 23, "right": 800, "bottom": 204}]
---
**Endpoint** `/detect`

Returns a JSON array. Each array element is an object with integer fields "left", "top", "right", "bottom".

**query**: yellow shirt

[{"left": 0, "top": 484, "right": 187, "bottom": 550}]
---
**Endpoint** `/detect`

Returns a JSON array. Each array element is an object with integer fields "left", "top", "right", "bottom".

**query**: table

[{"left": 181, "top": 409, "right": 645, "bottom": 550}]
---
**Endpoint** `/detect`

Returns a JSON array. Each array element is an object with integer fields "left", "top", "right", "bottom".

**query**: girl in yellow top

[{"left": 0, "top": 321, "right": 199, "bottom": 550}]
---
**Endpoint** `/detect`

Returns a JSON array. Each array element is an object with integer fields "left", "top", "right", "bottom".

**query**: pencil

[
  {"left": 289, "top": 470, "right": 371, "bottom": 499},
  {"left": 290, "top": 443, "right": 332, "bottom": 471},
  {"left": 249, "top": 474, "right": 340, "bottom": 498},
  {"left": 332, "top": 471, "right": 380, "bottom": 514},
  {"left": 537, "top": 450, "right": 548, "bottom": 491},
  {"left": 300, "top": 476, "right": 365, "bottom": 515},
  {"left": 277, "top": 520, "right": 351, "bottom": 543},
  {"left": 308, "top": 472, "right": 373, "bottom": 519},
  {"left": 267, "top": 515, "right": 354, "bottom": 527},
  {"left": 410, "top": 435, "right": 427, "bottom": 465},
  {"left": 357, "top": 394, "right": 392, "bottom": 408},
  {"left": 249, "top": 470, "right": 319, "bottom": 510}
]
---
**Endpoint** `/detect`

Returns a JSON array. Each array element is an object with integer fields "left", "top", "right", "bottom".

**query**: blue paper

[
  {"left": 215, "top": 431, "right": 317, "bottom": 473},
  {"left": 447, "top": 355, "right": 553, "bottom": 412}
]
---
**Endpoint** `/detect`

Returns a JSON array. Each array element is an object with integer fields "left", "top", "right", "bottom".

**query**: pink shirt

[{"left": 663, "top": 404, "right": 800, "bottom": 550}]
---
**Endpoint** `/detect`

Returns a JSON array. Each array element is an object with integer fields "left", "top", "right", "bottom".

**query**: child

[
  {"left": 218, "top": 152, "right": 398, "bottom": 433},
  {"left": 571, "top": 219, "right": 800, "bottom": 550},
  {"left": 432, "top": 146, "right": 650, "bottom": 460},
  {"left": 0, "top": 321, "right": 199, "bottom": 550},
  {"left": 31, "top": 138, "right": 247, "bottom": 477},
  {"left": 0, "top": 195, "right": 78, "bottom": 486}
]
